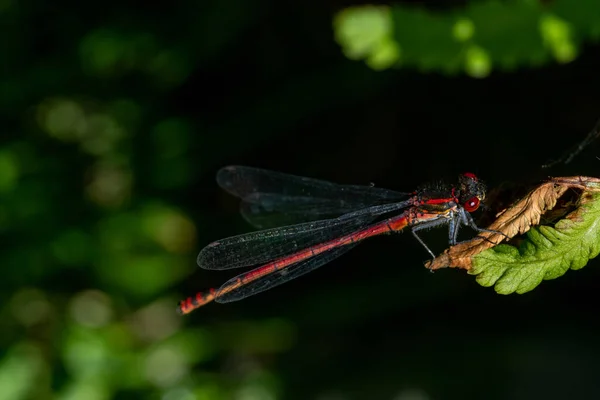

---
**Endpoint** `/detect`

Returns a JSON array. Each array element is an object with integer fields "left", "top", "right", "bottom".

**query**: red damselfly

[{"left": 178, "top": 166, "right": 494, "bottom": 314}]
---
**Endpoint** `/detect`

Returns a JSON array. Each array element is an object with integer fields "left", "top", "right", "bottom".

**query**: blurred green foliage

[
  {"left": 1, "top": 0, "right": 291, "bottom": 397},
  {"left": 334, "top": 0, "right": 600, "bottom": 77}
]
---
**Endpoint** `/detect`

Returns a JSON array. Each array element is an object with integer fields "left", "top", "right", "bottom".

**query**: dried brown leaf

[{"left": 426, "top": 176, "right": 600, "bottom": 271}]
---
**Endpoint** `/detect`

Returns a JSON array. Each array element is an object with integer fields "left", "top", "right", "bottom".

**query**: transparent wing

[
  {"left": 215, "top": 243, "right": 359, "bottom": 303},
  {"left": 217, "top": 165, "right": 410, "bottom": 228},
  {"left": 211, "top": 210, "right": 427, "bottom": 303},
  {"left": 198, "top": 202, "right": 409, "bottom": 270}
]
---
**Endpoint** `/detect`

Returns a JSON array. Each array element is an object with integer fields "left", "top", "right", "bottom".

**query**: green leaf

[
  {"left": 469, "top": 192, "right": 600, "bottom": 294},
  {"left": 333, "top": 5, "right": 398, "bottom": 65},
  {"left": 333, "top": 0, "right": 600, "bottom": 76}
]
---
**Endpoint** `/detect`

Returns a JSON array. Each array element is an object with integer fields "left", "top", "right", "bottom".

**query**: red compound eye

[
  {"left": 463, "top": 172, "right": 478, "bottom": 181},
  {"left": 463, "top": 196, "right": 480, "bottom": 212}
]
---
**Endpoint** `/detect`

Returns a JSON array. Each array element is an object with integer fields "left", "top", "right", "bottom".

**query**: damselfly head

[{"left": 458, "top": 172, "right": 486, "bottom": 211}]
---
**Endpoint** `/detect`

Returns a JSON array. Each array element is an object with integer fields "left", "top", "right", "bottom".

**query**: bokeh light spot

[
  {"left": 453, "top": 18, "right": 475, "bottom": 42},
  {"left": 539, "top": 14, "right": 576, "bottom": 64},
  {"left": 465, "top": 45, "right": 492, "bottom": 78},
  {"left": 366, "top": 36, "right": 401, "bottom": 70},
  {"left": 37, "top": 98, "right": 87, "bottom": 141},
  {"left": 334, "top": 5, "right": 395, "bottom": 64},
  {"left": 62, "top": 327, "right": 111, "bottom": 381},
  {"left": 0, "top": 150, "right": 19, "bottom": 192},
  {"left": 0, "top": 342, "right": 45, "bottom": 400},
  {"left": 144, "top": 345, "right": 186, "bottom": 387},
  {"left": 10, "top": 288, "right": 51, "bottom": 326},
  {"left": 553, "top": 41, "right": 576, "bottom": 63},
  {"left": 69, "top": 290, "right": 113, "bottom": 328},
  {"left": 80, "top": 113, "right": 125, "bottom": 156},
  {"left": 142, "top": 205, "right": 197, "bottom": 254},
  {"left": 59, "top": 381, "right": 110, "bottom": 400},
  {"left": 86, "top": 160, "right": 132, "bottom": 208},
  {"left": 129, "top": 300, "right": 182, "bottom": 343}
]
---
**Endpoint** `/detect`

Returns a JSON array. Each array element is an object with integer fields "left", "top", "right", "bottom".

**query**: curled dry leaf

[{"left": 426, "top": 176, "right": 600, "bottom": 271}]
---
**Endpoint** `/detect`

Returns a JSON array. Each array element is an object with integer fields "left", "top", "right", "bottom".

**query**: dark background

[{"left": 2, "top": 1, "right": 600, "bottom": 399}]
